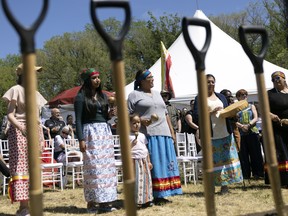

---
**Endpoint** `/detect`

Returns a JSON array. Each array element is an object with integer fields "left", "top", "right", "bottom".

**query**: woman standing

[
  {"left": 2, "top": 64, "right": 46, "bottom": 216},
  {"left": 235, "top": 89, "right": 264, "bottom": 180},
  {"left": 127, "top": 69, "right": 182, "bottom": 205},
  {"left": 267, "top": 71, "right": 288, "bottom": 187},
  {"left": 74, "top": 68, "right": 117, "bottom": 213},
  {"left": 193, "top": 74, "right": 242, "bottom": 194}
]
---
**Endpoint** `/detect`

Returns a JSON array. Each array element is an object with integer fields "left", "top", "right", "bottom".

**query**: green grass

[{"left": 1, "top": 178, "right": 288, "bottom": 216}]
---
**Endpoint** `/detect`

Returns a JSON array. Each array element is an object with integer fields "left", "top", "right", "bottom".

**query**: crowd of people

[{"left": 1, "top": 64, "right": 288, "bottom": 215}]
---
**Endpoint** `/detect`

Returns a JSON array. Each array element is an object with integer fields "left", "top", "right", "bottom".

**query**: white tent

[{"left": 125, "top": 10, "right": 288, "bottom": 104}]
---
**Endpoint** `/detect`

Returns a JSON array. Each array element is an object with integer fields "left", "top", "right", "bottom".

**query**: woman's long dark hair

[{"left": 80, "top": 77, "right": 107, "bottom": 117}]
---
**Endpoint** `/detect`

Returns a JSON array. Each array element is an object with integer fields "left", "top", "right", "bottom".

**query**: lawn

[{"left": 1, "top": 177, "right": 288, "bottom": 216}]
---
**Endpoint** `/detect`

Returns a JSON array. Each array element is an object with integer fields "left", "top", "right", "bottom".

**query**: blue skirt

[{"left": 147, "top": 136, "right": 182, "bottom": 198}]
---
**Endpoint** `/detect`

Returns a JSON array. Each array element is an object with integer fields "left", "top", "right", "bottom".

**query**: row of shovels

[{"left": 1, "top": 0, "right": 286, "bottom": 215}]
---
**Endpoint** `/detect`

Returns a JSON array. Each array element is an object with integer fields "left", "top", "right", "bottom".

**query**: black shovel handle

[
  {"left": 90, "top": 0, "right": 131, "bottom": 61},
  {"left": 238, "top": 26, "right": 268, "bottom": 74},
  {"left": 182, "top": 17, "right": 211, "bottom": 71},
  {"left": 1, "top": 0, "right": 48, "bottom": 54}
]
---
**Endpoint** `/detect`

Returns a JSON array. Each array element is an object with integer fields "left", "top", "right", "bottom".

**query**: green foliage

[
  {"left": 0, "top": 55, "right": 22, "bottom": 122},
  {"left": 263, "top": 0, "right": 288, "bottom": 69}
]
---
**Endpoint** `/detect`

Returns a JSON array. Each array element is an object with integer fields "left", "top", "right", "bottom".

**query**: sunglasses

[
  {"left": 240, "top": 93, "right": 247, "bottom": 97},
  {"left": 272, "top": 76, "right": 281, "bottom": 82},
  {"left": 62, "top": 131, "right": 69, "bottom": 135}
]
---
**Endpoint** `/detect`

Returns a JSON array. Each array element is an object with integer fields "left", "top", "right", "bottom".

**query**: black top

[
  {"left": 74, "top": 91, "right": 109, "bottom": 141},
  {"left": 181, "top": 110, "right": 197, "bottom": 134},
  {"left": 44, "top": 118, "right": 66, "bottom": 138}
]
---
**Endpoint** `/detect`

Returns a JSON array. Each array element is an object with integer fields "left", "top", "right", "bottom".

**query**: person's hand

[
  {"left": 270, "top": 113, "right": 280, "bottom": 123},
  {"left": 141, "top": 118, "right": 151, "bottom": 127},
  {"left": 53, "top": 125, "right": 60, "bottom": 133},
  {"left": 171, "top": 133, "right": 176, "bottom": 144},
  {"left": 148, "top": 162, "right": 153, "bottom": 170},
  {"left": 241, "top": 124, "right": 249, "bottom": 133},
  {"left": 237, "top": 123, "right": 249, "bottom": 132},
  {"left": 79, "top": 140, "right": 86, "bottom": 153},
  {"left": 210, "top": 106, "right": 222, "bottom": 114},
  {"left": 108, "top": 107, "right": 117, "bottom": 118},
  {"left": 19, "top": 125, "right": 27, "bottom": 137}
]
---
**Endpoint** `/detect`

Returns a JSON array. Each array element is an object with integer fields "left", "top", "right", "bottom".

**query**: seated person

[
  {"left": 45, "top": 108, "right": 66, "bottom": 139},
  {"left": 54, "top": 126, "right": 82, "bottom": 186},
  {"left": 54, "top": 126, "right": 72, "bottom": 162}
]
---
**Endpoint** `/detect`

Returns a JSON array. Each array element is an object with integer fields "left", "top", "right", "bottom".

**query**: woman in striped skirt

[
  {"left": 74, "top": 68, "right": 117, "bottom": 213},
  {"left": 129, "top": 113, "right": 153, "bottom": 208}
]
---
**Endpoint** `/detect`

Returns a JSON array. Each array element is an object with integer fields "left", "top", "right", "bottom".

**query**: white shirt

[{"left": 130, "top": 132, "right": 149, "bottom": 159}]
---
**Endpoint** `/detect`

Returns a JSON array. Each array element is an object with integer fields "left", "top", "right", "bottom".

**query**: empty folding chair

[
  {"left": 112, "top": 135, "right": 123, "bottom": 183},
  {"left": 0, "top": 139, "right": 9, "bottom": 195},
  {"left": 64, "top": 139, "right": 83, "bottom": 189},
  {"left": 186, "top": 133, "right": 203, "bottom": 182},
  {"left": 40, "top": 139, "right": 64, "bottom": 190},
  {"left": 175, "top": 133, "right": 197, "bottom": 186}
]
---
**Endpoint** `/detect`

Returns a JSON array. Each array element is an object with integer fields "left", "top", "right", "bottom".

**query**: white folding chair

[
  {"left": 112, "top": 135, "right": 123, "bottom": 183},
  {"left": 186, "top": 133, "right": 203, "bottom": 182},
  {"left": 40, "top": 139, "right": 64, "bottom": 190},
  {"left": 175, "top": 133, "right": 197, "bottom": 186},
  {"left": 0, "top": 139, "right": 9, "bottom": 195},
  {"left": 64, "top": 139, "right": 83, "bottom": 189}
]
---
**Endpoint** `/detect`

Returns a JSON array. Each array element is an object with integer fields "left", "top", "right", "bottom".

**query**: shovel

[
  {"left": 1, "top": 1, "right": 49, "bottom": 215},
  {"left": 239, "top": 25, "right": 286, "bottom": 216},
  {"left": 90, "top": 1, "right": 136, "bottom": 215},
  {"left": 182, "top": 17, "right": 216, "bottom": 215}
]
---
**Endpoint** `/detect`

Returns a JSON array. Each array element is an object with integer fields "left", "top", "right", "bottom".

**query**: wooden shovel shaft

[
  {"left": 22, "top": 54, "right": 43, "bottom": 216},
  {"left": 196, "top": 70, "right": 216, "bottom": 216},
  {"left": 112, "top": 60, "right": 137, "bottom": 216},
  {"left": 255, "top": 73, "right": 287, "bottom": 216}
]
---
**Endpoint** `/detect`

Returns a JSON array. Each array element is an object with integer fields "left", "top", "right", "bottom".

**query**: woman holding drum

[{"left": 193, "top": 74, "right": 243, "bottom": 194}]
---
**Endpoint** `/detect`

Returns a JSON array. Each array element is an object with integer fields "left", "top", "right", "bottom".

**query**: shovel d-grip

[
  {"left": 90, "top": 0, "right": 131, "bottom": 61},
  {"left": 1, "top": 0, "right": 48, "bottom": 54},
  {"left": 182, "top": 17, "right": 211, "bottom": 71},
  {"left": 238, "top": 26, "right": 268, "bottom": 74}
]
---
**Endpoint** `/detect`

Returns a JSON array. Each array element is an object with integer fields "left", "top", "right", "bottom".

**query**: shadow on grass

[
  {"left": 240, "top": 205, "right": 288, "bottom": 216},
  {"left": 43, "top": 199, "right": 125, "bottom": 214},
  {"left": 0, "top": 213, "right": 14, "bottom": 216},
  {"left": 233, "top": 182, "right": 271, "bottom": 191},
  {"left": 182, "top": 191, "right": 205, "bottom": 197}
]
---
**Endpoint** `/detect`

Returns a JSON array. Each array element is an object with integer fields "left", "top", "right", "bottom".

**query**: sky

[{"left": 0, "top": 0, "right": 259, "bottom": 59}]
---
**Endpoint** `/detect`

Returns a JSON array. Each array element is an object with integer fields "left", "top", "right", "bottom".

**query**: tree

[
  {"left": 263, "top": 0, "right": 288, "bottom": 69},
  {"left": 0, "top": 55, "right": 22, "bottom": 122}
]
